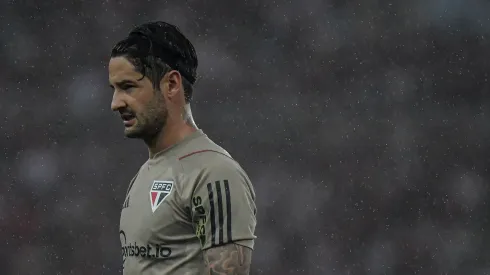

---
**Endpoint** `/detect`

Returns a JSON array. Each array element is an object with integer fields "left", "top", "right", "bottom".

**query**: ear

[{"left": 160, "top": 70, "right": 183, "bottom": 101}]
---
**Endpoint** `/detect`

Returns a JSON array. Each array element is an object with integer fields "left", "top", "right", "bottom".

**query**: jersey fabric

[{"left": 119, "top": 130, "right": 257, "bottom": 275}]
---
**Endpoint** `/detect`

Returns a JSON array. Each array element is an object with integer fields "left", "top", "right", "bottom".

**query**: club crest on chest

[{"left": 149, "top": 180, "right": 174, "bottom": 212}]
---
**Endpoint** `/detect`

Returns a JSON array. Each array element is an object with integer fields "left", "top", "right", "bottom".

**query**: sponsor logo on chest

[{"left": 149, "top": 180, "right": 174, "bottom": 212}]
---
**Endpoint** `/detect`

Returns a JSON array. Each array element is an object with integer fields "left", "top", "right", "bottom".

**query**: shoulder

[
  {"left": 181, "top": 150, "right": 249, "bottom": 185},
  {"left": 175, "top": 137, "right": 254, "bottom": 196},
  {"left": 177, "top": 135, "right": 245, "bottom": 175}
]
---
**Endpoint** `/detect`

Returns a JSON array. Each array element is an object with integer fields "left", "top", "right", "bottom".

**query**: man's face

[{"left": 109, "top": 56, "right": 167, "bottom": 140}]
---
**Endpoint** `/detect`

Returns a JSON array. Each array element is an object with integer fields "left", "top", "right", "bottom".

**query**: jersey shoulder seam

[{"left": 178, "top": 149, "right": 234, "bottom": 161}]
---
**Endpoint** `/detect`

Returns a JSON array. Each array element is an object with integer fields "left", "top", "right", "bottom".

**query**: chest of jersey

[
  {"left": 121, "top": 166, "right": 199, "bottom": 270},
  {"left": 120, "top": 164, "right": 193, "bottom": 243}
]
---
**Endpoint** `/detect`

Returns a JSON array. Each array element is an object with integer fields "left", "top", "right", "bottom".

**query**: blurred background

[{"left": 2, "top": 0, "right": 490, "bottom": 274}]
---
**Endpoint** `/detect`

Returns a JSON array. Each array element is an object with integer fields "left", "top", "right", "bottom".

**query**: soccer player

[{"left": 108, "top": 21, "right": 257, "bottom": 275}]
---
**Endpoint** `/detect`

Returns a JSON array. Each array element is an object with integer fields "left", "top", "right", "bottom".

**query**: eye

[{"left": 121, "top": 85, "right": 135, "bottom": 91}]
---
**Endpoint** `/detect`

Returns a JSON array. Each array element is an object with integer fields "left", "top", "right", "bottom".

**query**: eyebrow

[{"left": 109, "top": 80, "right": 137, "bottom": 89}]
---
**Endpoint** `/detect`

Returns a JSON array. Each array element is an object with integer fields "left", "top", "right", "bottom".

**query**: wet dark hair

[{"left": 111, "top": 21, "right": 198, "bottom": 103}]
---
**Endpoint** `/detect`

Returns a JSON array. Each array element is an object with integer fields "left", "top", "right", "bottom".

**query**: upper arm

[
  {"left": 190, "top": 163, "right": 257, "bottom": 251},
  {"left": 203, "top": 243, "right": 252, "bottom": 275}
]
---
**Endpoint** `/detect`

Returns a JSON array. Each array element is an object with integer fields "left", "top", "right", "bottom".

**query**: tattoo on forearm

[{"left": 204, "top": 243, "right": 252, "bottom": 275}]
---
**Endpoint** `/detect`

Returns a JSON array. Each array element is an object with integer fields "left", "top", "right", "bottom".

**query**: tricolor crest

[{"left": 149, "top": 180, "right": 173, "bottom": 212}]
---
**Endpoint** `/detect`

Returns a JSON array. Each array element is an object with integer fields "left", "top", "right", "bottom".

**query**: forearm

[{"left": 203, "top": 243, "right": 252, "bottom": 275}]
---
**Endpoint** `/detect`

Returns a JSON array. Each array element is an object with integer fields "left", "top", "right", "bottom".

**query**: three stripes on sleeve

[{"left": 206, "top": 180, "right": 232, "bottom": 246}]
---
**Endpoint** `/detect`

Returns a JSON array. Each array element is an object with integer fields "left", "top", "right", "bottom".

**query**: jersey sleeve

[{"left": 190, "top": 164, "right": 257, "bottom": 250}]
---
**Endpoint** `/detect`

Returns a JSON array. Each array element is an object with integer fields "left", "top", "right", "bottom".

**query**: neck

[{"left": 146, "top": 104, "right": 197, "bottom": 158}]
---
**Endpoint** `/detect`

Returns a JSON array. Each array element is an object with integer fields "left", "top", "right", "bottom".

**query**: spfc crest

[{"left": 149, "top": 180, "right": 173, "bottom": 212}]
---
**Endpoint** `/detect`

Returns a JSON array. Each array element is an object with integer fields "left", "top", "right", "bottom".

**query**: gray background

[{"left": 2, "top": 0, "right": 490, "bottom": 274}]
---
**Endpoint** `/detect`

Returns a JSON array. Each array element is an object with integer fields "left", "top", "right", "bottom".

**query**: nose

[{"left": 111, "top": 91, "right": 126, "bottom": 111}]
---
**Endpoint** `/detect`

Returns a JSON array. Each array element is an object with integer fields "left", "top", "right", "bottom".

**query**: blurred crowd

[{"left": 2, "top": 0, "right": 490, "bottom": 274}]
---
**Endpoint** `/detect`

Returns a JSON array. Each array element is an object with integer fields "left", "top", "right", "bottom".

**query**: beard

[{"left": 124, "top": 92, "right": 167, "bottom": 143}]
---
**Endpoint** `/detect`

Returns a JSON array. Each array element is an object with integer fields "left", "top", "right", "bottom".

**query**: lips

[
  {"left": 120, "top": 113, "right": 135, "bottom": 120},
  {"left": 120, "top": 113, "right": 136, "bottom": 126}
]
